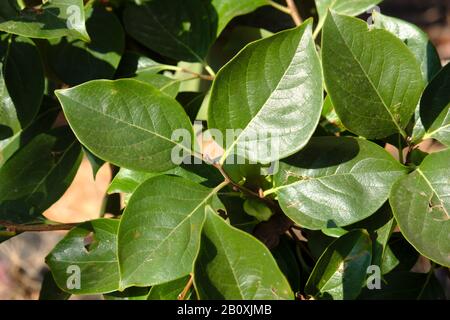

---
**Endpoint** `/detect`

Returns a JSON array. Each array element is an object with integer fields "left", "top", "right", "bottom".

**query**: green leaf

[
  {"left": 315, "top": 0, "right": 382, "bottom": 36},
  {"left": 359, "top": 271, "right": 445, "bottom": 300},
  {"left": 146, "top": 276, "right": 191, "bottom": 300},
  {"left": 107, "top": 166, "right": 209, "bottom": 204},
  {"left": 46, "top": 219, "right": 121, "bottom": 294},
  {"left": 272, "top": 137, "right": 407, "bottom": 230},
  {"left": 390, "top": 149, "right": 450, "bottom": 267},
  {"left": 123, "top": 0, "right": 218, "bottom": 62},
  {"left": 1, "top": 35, "right": 44, "bottom": 138},
  {"left": 55, "top": 79, "right": 194, "bottom": 173},
  {"left": 420, "top": 63, "right": 450, "bottom": 146},
  {"left": 372, "top": 12, "right": 441, "bottom": 82},
  {"left": 39, "top": 270, "right": 71, "bottom": 300},
  {"left": 104, "top": 287, "right": 150, "bottom": 300},
  {"left": 305, "top": 230, "right": 372, "bottom": 300},
  {"left": 271, "top": 236, "right": 302, "bottom": 292},
  {"left": 0, "top": 97, "right": 59, "bottom": 167},
  {"left": 83, "top": 147, "right": 105, "bottom": 179},
  {"left": 194, "top": 207, "right": 294, "bottom": 300},
  {"left": 0, "top": 0, "right": 89, "bottom": 41},
  {"left": 0, "top": 127, "right": 82, "bottom": 223},
  {"left": 322, "top": 12, "right": 424, "bottom": 139},
  {"left": 133, "top": 73, "right": 180, "bottom": 98},
  {"left": 209, "top": 20, "right": 323, "bottom": 164},
  {"left": 46, "top": 4, "right": 124, "bottom": 86},
  {"left": 212, "top": 0, "right": 269, "bottom": 35},
  {"left": 243, "top": 198, "right": 273, "bottom": 222},
  {"left": 117, "top": 176, "right": 225, "bottom": 289}
]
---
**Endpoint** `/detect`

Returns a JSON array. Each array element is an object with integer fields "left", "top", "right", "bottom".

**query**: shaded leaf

[
  {"left": 123, "top": 0, "right": 218, "bottom": 62},
  {"left": 194, "top": 207, "right": 294, "bottom": 300},
  {"left": 0, "top": 0, "right": 89, "bottom": 41},
  {"left": 46, "top": 4, "right": 124, "bottom": 86},
  {"left": 147, "top": 276, "right": 191, "bottom": 300},
  {"left": 0, "top": 127, "right": 82, "bottom": 223},
  {"left": 305, "top": 230, "right": 372, "bottom": 300},
  {"left": 420, "top": 63, "right": 450, "bottom": 146}
]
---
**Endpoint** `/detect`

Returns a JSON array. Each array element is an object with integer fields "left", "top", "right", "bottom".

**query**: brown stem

[
  {"left": 179, "top": 68, "right": 214, "bottom": 81},
  {"left": 285, "top": 0, "right": 302, "bottom": 26},
  {"left": 178, "top": 273, "right": 194, "bottom": 300},
  {"left": 212, "top": 162, "right": 263, "bottom": 200},
  {"left": 0, "top": 220, "right": 78, "bottom": 233}
]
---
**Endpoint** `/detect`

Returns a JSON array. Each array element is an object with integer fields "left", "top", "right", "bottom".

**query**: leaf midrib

[
  {"left": 329, "top": 14, "right": 407, "bottom": 136},
  {"left": 60, "top": 93, "right": 193, "bottom": 156}
]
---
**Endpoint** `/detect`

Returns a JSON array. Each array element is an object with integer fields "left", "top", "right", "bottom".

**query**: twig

[
  {"left": 178, "top": 273, "right": 194, "bottom": 300},
  {"left": 268, "top": 0, "right": 291, "bottom": 14},
  {"left": 212, "top": 162, "right": 264, "bottom": 200},
  {"left": 285, "top": 0, "right": 302, "bottom": 26},
  {"left": 0, "top": 220, "right": 78, "bottom": 233}
]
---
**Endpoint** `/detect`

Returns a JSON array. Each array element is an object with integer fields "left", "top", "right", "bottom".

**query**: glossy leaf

[
  {"left": 209, "top": 20, "right": 323, "bottom": 164},
  {"left": 1, "top": 35, "right": 44, "bottom": 138},
  {"left": 373, "top": 12, "right": 441, "bottom": 82},
  {"left": 305, "top": 230, "right": 372, "bottom": 300},
  {"left": 123, "top": 0, "right": 217, "bottom": 62},
  {"left": 39, "top": 270, "right": 71, "bottom": 300},
  {"left": 55, "top": 79, "right": 194, "bottom": 173},
  {"left": 194, "top": 207, "right": 294, "bottom": 300},
  {"left": 272, "top": 137, "right": 407, "bottom": 230},
  {"left": 46, "top": 219, "right": 120, "bottom": 294},
  {"left": 118, "top": 176, "right": 225, "bottom": 289},
  {"left": 0, "top": 0, "right": 89, "bottom": 41},
  {"left": 212, "top": 0, "right": 268, "bottom": 35},
  {"left": 322, "top": 12, "right": 424, "bottom": 139},
  {"left": 390, "top": 149, "right": 450, "bottom": 267},
  {"left": 420, "top": 63, "right": 450, "bottom": 146},
  {"left": 46, "top": 4, "right": 124, "bottom": 86},
  {"left": 0, "top": 127, "right": 82, "bottom": 223}
]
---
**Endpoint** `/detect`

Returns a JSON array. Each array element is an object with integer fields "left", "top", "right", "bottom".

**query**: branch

[
  {"left": 285, "top": 0, "right": 302, "bottom": 26},
  {"left": 212, "top": 162, "right": 266, "bottom": 201},
  {"left": 0, "top": 220, "right": 78, "bottom": 233}
]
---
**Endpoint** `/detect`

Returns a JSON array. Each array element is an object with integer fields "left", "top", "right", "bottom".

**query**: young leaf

[
  {"left": 0, "top": 127, "right": 82, "bottom": 223},
  {"left": 390, "top": 149, "right": 450, "bottom": 267},
  {"left": 372, "top": 12, "right": 441, "bottom": 82},
  {"left": 212, "top": 0, "right": 268, "bottom": 35},
  {"left": 420, "top": 63, "right": 450, "bottom": 147},
  {"left": 55, "top": 79, "right": 194, "bottom": 173},
  {"left": 322, "top": 12, "right": 424, "bottom": 139},
  {"left": 123, "top": 0, "right": 218, "bottom": 62},
  {"left": 305, "top": 230, "right": 372, "bottom": 300},
  {"left": 272, "top": 137, "right": 407, "bottom": 230},
  {"left": 209, "top": 20, "right": 323, "bottom": 164},
  {"left": 1, "top": 35, "right": 44, "bottom": 137},
  {"left": 194, "top": 207, "right": 294, "bottom": 300},
  {"left": 117, "top": 176, "right": 225, "bottom": 289},
  {"left": 46, "top": 4, "right": 125, "bottom": 86},
  {"left": 0, "top": 0, "right": 89, "bottom": 41},
  {"left": 46, "top": 219, "right": 121, "bottom": 294}
]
